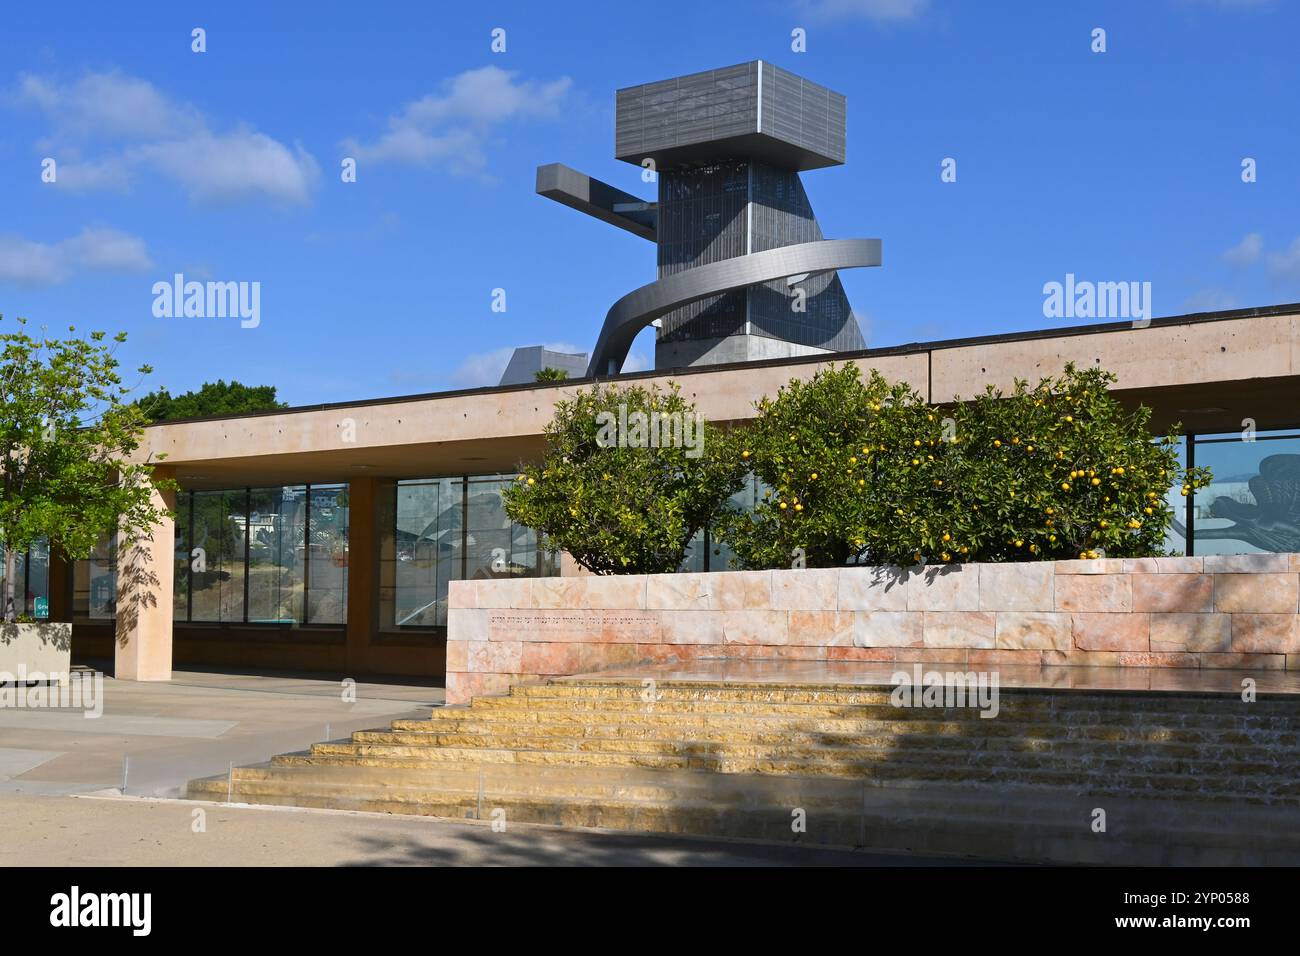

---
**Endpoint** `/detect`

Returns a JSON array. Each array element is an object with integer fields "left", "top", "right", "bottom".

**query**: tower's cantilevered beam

[{"left": 536, "top": 163, "right": 656, "bottom": 241}]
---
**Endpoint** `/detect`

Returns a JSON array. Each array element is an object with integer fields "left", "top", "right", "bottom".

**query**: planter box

[
  {"left": 0, "top": 622, "right": 72, "bottom": 685},
  {"left": 444, "top": 555, "right": 1300, "bottom": 703}
]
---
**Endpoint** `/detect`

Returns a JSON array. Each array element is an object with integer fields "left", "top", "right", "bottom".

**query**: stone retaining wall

[{"left": 445, "top": 553, "right": 1300, "bottom": 703}]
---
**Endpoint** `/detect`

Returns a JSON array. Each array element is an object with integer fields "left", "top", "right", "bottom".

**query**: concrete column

[
  {"left": 114, "top": 467, "right": 175, "bottom": 681},
  {"left": 344, "top": 477, "right": 380, "bottom": 673}
]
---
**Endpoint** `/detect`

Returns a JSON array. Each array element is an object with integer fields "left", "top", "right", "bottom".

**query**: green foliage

[
  {"left": 0, "top": 315, "right": 174, "bottom": 600},
  {"left": 502, "top": 381, "right": 745, "bottom": 574},
  {"left": 718, "top": 362, "right": 1211, "bottom": 569},
  {"left": 533, "top": 367, "right": 570, "bottom": 383},
  {"left": 135, "top": 379, "right": 286, "bottom": 423},
  {"left": 715, "top": 363, "right": 896, "bottom": 568}
]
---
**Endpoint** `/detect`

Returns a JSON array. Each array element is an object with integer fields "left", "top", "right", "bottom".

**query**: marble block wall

[{"left": 444, "top": 553, "right": 1300, "bottom": 703}]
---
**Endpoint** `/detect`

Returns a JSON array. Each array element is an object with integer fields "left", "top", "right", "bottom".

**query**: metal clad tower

[{"left": 538, "top": 60, "right": 879, "bottom": 375}]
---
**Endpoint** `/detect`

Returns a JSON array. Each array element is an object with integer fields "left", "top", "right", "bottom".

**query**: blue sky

[{"left": 1, "top": 0, "right": 1297, "bottom": 407}]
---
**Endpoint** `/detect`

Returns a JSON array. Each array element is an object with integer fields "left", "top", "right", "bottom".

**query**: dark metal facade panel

[
  {"left": 615, "top": 60, "right": 844, "bottom": 171},
  {"left": 652, "top": 160, "right": 863, "bottom": 351}
]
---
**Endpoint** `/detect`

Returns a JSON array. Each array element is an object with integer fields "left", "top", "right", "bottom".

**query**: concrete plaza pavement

[
  {"left": 0, "top": 792, "right": 983, "bottom": 866},
  {"left": 0, "top": 665, "right": 439, "bottom": 797}
]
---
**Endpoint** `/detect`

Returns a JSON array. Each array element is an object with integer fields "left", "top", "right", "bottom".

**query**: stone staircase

[{"left": 185, "top": 676, "right": 1300, "bottom": 864}]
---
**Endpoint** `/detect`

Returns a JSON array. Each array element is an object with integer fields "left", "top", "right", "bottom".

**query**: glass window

[
  {"left": 1162, "top": 436, "right": 1188, "bottom": 556},
  {"left": 174, "top": 493, "right": 190, "bottom": 622},
  {"left": 1, "top": 542, "right": 49, "bottom": 618},
  {"left": 382, "top": 478, "right": 460, "bottom": 628},
  {"left": 708, "top": 474, "right": 762, "bottom": 571},
  {"left": 306, "top": 484, "right": 349, "bottom": 624},
  {"left": 74, "top": 481, "right": 350, "bottom": 626},
  {"left": 24, "top": 541, "right": 49, "bottom": 619},
  {"left": 677, "top": 531, "right": 707, "bottom": 573},
  {"left": 1191, "top": 430, "right": 1300, "bottom": 555},
  {"left": 74, "top": 535, "right": 116, "bottom": 620},
  {"left": 465, "top": 476, "right": 529, "bottom": 582},
  {"left": 189, "top": 490, "right": 247, "bottom": 623},
  {"left": 380, "top": 474, "right": 559, "bottom": 630},
  {"left": 247, "top": 486, "right": 306, "bottom": 624}
]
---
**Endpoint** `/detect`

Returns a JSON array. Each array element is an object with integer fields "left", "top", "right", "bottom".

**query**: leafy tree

[
  {"left": 503, "top": 381, "right": 745, "bottom": 573},
  {"left": 718, "top": 362, "right": 1211, "bottom": 569},
  {"left": 715, "top": 363, "right": 896, "bottom": 568},
  {"left": 533, "top": 367, "right": 570, "bottom": 383},
  {"left": 0, "top": 316, "right": 174, "bottom": 607},
  {"left": 135, "top": 379, "right": 285, "bottom": 423}
]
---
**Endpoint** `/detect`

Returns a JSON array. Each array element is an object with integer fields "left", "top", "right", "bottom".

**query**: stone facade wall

[{"left": 445, "top": 554, "right": 1300, "bottom": 704}]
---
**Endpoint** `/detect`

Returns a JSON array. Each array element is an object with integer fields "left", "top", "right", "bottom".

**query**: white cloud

[
  {"left": 11, "top": 70, "right": 319, "bottom": 205},
  {"left": 1267, "top": 238, "right": 1300, "bottom": 279},
  {"left": 132, "top": 129, "right": 318, "bottom": 205},
  {"left": 622, "top": 350, "right": 651, "bottom": 373},
  {"left": 799, "top": 0, "right": 929, "bottom": 22},
  {"left": 15, "top": 70, "right": 199, "bottom": 140},
  {"left": 0, "top": 226, "right": 152, "bottom": 287},
  {"left": 448, "top": 346, "right": 516, "bottom": 388},
  {"left": 1222, "top": 232, "right": 1263, "bottom": 266},
  {"left": 342, "top": 66, "right": 572, "bottom": 176},
  {"left": 1182, "top": 289, "right": 1238, "bottom": 313},
  {"left": 0, "top": 237, "right": 62, "bottom": 286}
]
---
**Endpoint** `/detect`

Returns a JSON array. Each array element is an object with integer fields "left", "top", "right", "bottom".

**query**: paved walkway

[
  {"left": 0, "top": 667, "right": 438, "bottom": 796},
  {"left": 0, "top": 793, "right": 978, "bottom": 866}
]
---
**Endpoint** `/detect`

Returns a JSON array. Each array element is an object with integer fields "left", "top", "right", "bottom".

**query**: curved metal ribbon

[{"left": 586, "top": 238, "right": 882, "bottom": 377}]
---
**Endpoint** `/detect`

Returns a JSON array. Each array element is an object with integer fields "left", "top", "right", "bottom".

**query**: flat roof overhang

[{"left": 142, "top": 304, "right": 1300, "bottom": 489}]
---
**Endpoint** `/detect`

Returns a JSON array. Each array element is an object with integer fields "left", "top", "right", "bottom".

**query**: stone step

[
  {"left": 195, "top": 761, "right": 869, "bottom": 804},
  {"left": 519, "top": 681, "right": 1294, "bottom": 716},
  {"left": 189, "top": 760, "right": 1300, "bottom": 812},
  {"left": 271, "top": 748, "right": 1299, "bottom": 802},
  {"left": 389, "top": 714, "right": 1300, "bottom": 748},
  {"left": 466, "top": 694, "right": 1287, "bottom": 728},
  {"left": 344, "top": 728, "right": 1299, "bottom": 771},
  {"left": 185, "top": 769, "right": 1300, "bottom": 864},
  {"left": 313, "top": 737, "right": 1295, "bottom": 784}
]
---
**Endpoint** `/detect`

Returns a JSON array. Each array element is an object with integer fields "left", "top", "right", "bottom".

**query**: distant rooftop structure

[{"left": 498, "top": 346, "right": 589, "bottom": 386}]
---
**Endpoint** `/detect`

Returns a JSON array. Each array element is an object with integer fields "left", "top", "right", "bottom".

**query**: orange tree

[
  {"left": 718, "top": 362, "right": 1210, "bottom": 568},
  {"left": 714, "top": 363, "right": 904, "bottom": 568},
  {"left": 502, "top": 381, "right": 745, "bottom": 574}
]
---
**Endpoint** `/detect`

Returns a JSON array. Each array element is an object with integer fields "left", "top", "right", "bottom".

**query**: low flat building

[{"left": 42, "top": 301, "right": 1300, "bottom": 682}]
